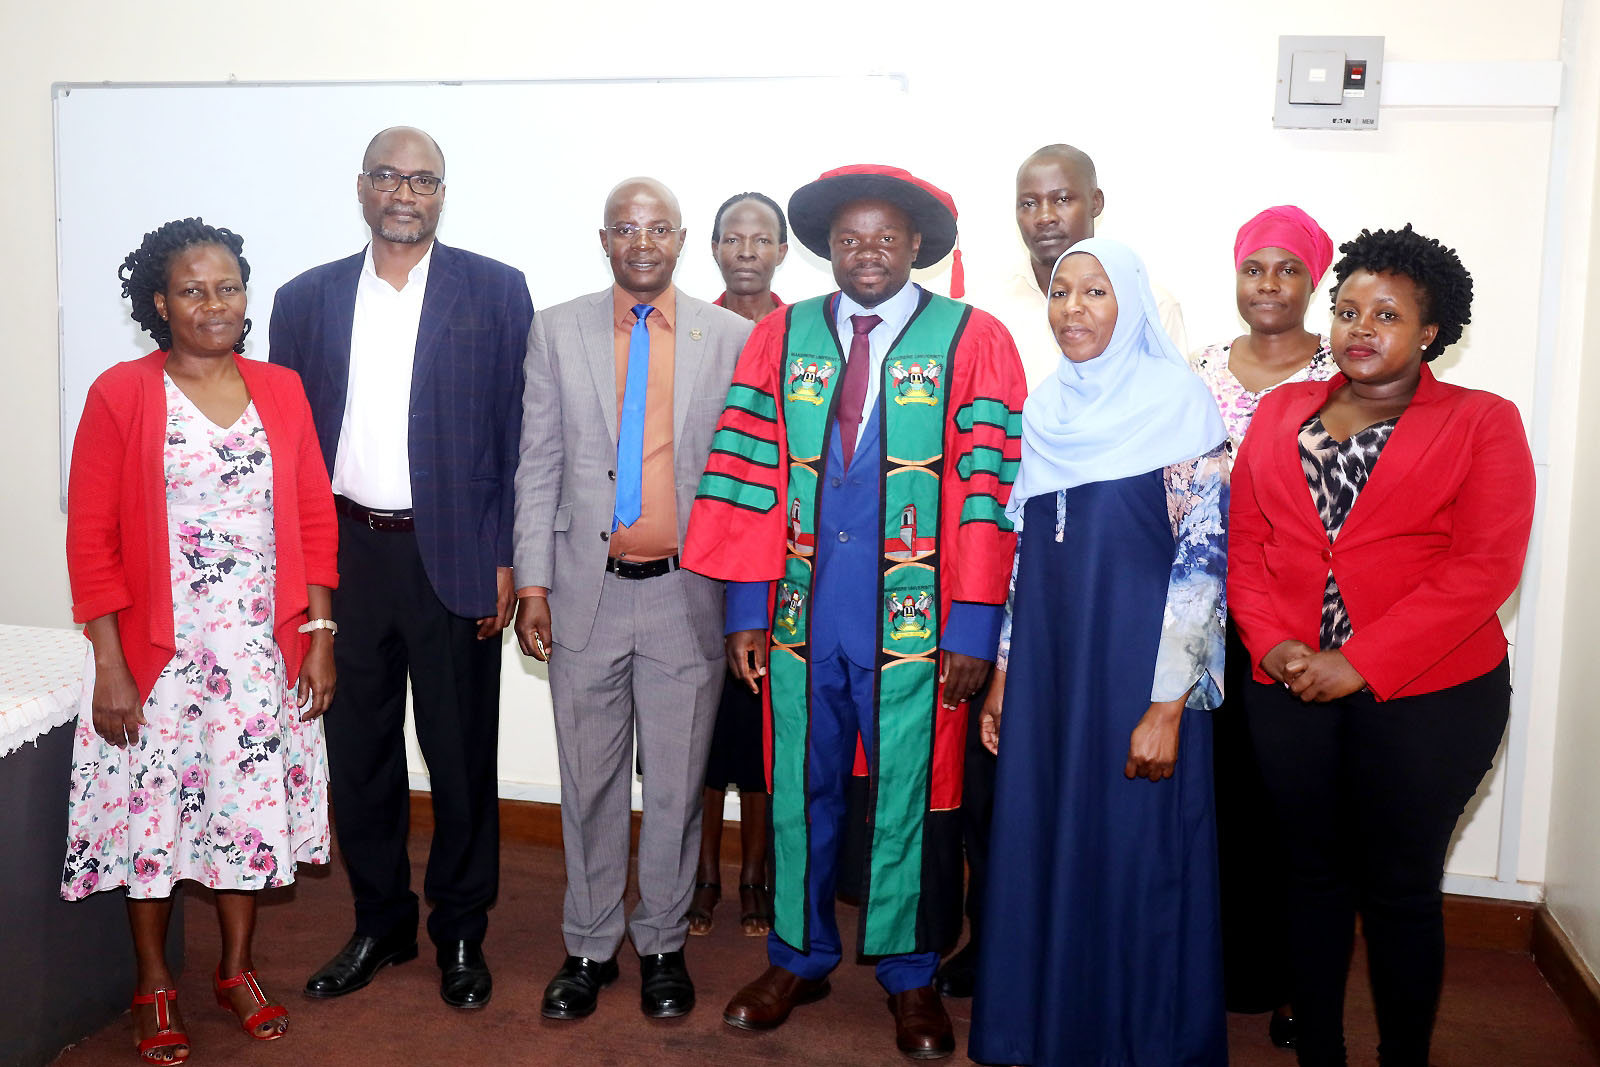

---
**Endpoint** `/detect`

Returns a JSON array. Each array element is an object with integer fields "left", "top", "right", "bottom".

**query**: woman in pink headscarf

[
  {"left": 1191, "top": 204, "right": 1336, "bottom": 1050},
  {"left": 1191, "top": 205, "right": 1337, "bottom": 456}
]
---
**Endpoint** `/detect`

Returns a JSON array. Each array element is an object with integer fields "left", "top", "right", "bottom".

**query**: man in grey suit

[{"left": 512, "top": 177, "right": 753, "bottom": 1021}]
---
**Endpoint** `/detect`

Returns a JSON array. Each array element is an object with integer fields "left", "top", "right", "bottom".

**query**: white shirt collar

[
  {"left": 361, "top": 240, "right": 435, "bottom": 291},
  {"left": 835, "top": 278, "right": 922, "bottom": 339}
]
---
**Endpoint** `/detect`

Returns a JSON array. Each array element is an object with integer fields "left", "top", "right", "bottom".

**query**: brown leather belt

[
  {"left": 335, "top": 495, "right": 416, "bottom": 532},
  {"left": 605, "top": 554, "right": 681, "bottom": 580}
]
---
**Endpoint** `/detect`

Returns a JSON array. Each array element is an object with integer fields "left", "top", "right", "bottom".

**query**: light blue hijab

[{"left": 1005, "top": 238, "right": 1225, "bottom": 528}]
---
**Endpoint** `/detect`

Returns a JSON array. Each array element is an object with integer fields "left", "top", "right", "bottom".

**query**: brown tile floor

[{"left": 51, "top": 832, "right": 1599, "bottom": 1066}]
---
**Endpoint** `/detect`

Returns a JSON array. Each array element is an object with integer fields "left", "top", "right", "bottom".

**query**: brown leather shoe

[
  {"left": 722, "top": 965, "right": 831, "bottom": 1030},
  {"left": 887, "top": 985, "right": 955, "bottom": 1060}
]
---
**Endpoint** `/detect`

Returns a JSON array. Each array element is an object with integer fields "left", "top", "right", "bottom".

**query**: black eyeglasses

[
  {"left": 605, "top": 223, "right": 683, "bottom": 241},
  {"left": 363, "top": 170, "right": 445, "bottom": 196}
]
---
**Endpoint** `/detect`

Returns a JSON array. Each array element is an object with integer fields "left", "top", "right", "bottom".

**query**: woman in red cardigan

[
  {"left": 1229, "top": 225, "right": 1535, "bottom": 1067},
  {"left": 62, "top": 219, "right": 338, "bottom": 1064}
]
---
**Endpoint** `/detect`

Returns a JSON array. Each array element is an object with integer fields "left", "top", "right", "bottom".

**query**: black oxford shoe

[
  {"left": 1270, "top": 1009, "right": 1298, "bottom": 1050},
  {"left": 640, "top": 950, "right": 695, "bottom": 1018},
  {"left": 542, "top": 955, "right": 620, "bottom": 1020},
  {"left": 304, "top": 930, "right": 418, "bottom": 998},
  {"left": 933, "top": 941, "right": 978, "bottom": 999},
  {"left": 439, "top": 940, "right": 492, "bottom": 1009}
]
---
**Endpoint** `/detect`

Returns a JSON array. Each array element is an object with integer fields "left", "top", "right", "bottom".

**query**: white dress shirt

[
  {"left": 331, "top": 243, "right": 433, "bottom": 509},
  {"left": 974, "top": 268, "right": 1188, "bottom": 391},
  {"left": 832, "top": 279, "right": 923, "bottom": 449}
]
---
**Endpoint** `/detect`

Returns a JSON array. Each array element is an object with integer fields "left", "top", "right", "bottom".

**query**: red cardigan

[
  {"left": 1228, "top": 364, "right": 1534, "bottom": 701},
  {"left": 66, "top": 352, "right": 339, "bottom": 702}
]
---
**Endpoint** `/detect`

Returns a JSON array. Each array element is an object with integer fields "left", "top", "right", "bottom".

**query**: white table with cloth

[
  {"left": 0, "top": 623, "right": 184, "bottom": 1067},
  {"left": 0, "top": 623, "right": 85, "bottom": 755}
]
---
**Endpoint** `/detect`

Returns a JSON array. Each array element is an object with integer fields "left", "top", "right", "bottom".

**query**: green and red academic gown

[{"left": 682, "top": 289, "right": 1026, "bottom": 957}]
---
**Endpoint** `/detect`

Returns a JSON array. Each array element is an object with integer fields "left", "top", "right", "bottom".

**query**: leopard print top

[{"left": 1298, "top": 413, "right": 1399, "bottom": 649}]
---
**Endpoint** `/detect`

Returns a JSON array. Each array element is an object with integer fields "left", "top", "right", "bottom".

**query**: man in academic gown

[{"left": 682, "top": 164, "right": 1027, "bottom": 1061}]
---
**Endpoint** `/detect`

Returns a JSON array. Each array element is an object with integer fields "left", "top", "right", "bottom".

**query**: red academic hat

[{"left": 788, "top": 164, "right": 966, "bottom": 298}]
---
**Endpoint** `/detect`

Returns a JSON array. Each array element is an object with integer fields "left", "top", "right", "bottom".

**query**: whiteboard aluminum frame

[{"left": 52, "top": 73, "right": 909, "bottom": 511}]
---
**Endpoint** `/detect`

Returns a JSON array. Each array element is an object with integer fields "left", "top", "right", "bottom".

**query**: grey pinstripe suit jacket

[{"left": 513, "top": 288, "right": 752, "bottom": 655}]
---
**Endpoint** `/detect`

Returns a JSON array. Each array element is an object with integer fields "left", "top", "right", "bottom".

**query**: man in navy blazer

[{"left": 269, "top": 126, "right": 533, "bottom": 1010}]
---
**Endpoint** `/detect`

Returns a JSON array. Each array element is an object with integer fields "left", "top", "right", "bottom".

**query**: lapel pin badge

[{"left": 690, "top": 327, "right": 703, "bottom": 341}]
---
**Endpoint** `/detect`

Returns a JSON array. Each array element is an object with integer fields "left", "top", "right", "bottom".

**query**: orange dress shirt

[
  {"left": 608, "top": 285, "right": 679, "bottom": 561},
  {"left": 518, "top": 287, "right": 681, "bottom": 599}
]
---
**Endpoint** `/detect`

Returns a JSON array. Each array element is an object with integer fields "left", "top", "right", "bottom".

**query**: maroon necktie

[{"left": 838, "top": 313, "right": 881, "bottom": 468}]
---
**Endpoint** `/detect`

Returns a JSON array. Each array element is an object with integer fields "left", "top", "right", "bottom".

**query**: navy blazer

[{"left": 269, "top": 241, "right": 535, "bottom": 619}]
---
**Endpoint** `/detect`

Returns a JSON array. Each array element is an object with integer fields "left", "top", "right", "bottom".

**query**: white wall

[
  {"left": 1545, "top": 0, "right": 1600, "bottom": 977},
  {"left": 1545, "top": 244, "right": 1600, "bottom": 973},
  {"left": 2, "top": 0, "right": 1592, "bottom": 899}
]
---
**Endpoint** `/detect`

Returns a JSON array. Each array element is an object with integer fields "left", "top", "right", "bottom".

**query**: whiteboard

[{"left": 53, "top": 76, "right": 909, "bottom": 505}]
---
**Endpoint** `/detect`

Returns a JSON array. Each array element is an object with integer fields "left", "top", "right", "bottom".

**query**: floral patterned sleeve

[
  {"left": 995, "top": 529, "right": 1022, "bottom": 673},
  {"left": 1152, "top": 444, "right": 1230, "bottom": 709}
]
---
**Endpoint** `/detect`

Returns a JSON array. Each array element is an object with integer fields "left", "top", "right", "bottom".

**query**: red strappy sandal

[
  {"left": 213, "top": 967, "right": 288, "bottom": 1040},
  {"left": 130, "top": 988, "right": 189, "bottom": 1063}
]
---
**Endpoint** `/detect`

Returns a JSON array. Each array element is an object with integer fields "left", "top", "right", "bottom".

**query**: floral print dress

[
  {"left": 1189, "top": 336, "right": 1333, "bottom": 458},
  {"left": 61, "top": 375, "right": 329, "bottom": 900}
]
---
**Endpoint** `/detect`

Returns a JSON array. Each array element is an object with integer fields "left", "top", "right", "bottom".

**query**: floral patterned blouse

[
  {"left": 1189, "top": 336, "right": 1334, "bottom": 457},
  {"left": 997, "top": 445, "right": 1230, "bottom": 710}
]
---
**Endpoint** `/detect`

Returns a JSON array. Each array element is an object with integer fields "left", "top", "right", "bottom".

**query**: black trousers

[
  {"left": 957, "top": 681, "right": 996, "bottom": 947},
  {"left": 326, "top": 516, "right": 502, "bottom": 948},
  {"left": 1245, "top": 659, "right": 1510, "bottom": 1067}
]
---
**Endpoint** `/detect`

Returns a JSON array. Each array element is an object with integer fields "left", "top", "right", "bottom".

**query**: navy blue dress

[{"left": 970, "top": 460, "right": 1228, "bottom": 1067}]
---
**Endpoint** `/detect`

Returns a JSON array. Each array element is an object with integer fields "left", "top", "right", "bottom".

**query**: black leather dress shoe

[
  {"left": 933, "top": 941, "right": 977, "bottom": 999},
  {"left": 1269, "top": 1009, "right": 1298, "bottom": 1050},
  {"left": 304, "top": 930, "right": 418, "bottom": 998},
  {"left": 542, "top": 955, "right": 620, "bottom": 1020},
  {"left": 439, "top": 940, "right": 492, "bottom": 1009},
  {"left": 640, "top": 950, "right": 694, "bottom": 1018}
]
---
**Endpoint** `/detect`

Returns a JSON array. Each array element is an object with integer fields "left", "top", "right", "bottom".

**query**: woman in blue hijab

[{"left": 970, "top": 239, "right": 1230, "bottom": 1066}]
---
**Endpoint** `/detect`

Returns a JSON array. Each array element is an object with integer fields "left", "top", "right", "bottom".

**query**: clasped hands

[{"left": 1261, "top": 640, "right": 1367, "bottom": 702}]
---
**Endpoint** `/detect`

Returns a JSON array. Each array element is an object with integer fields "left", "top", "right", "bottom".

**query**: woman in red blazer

[
  {"left": 1229, "top": 225, "right": 1534, "bottom": 1067},
  {"left": 62, "top": 220, "right": 338, "bottom": 1063}
]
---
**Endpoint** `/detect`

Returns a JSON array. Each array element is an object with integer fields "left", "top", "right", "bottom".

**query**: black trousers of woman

[{"left": 1245, "top": 659, "right": 1510, "bottom": 1067}]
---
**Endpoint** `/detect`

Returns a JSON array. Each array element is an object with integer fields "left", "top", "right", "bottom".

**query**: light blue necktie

[{"left": 614, "top": 303, "right": 654, "bottom": 529}]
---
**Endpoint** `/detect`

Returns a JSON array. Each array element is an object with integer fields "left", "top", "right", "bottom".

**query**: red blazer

[
  {"left": 66, "top": 352, "right": 339, "bottom": 702},
  {"left": 1229, "top": 364, "right": 1534, "bottom": 701}
]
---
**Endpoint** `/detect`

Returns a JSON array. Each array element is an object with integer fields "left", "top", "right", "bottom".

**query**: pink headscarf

[{"left": 1233, "top": 205, "right": 1334, "bottom": 282}]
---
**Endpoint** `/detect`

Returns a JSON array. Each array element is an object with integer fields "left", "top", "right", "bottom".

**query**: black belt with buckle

[
  {"left": 335, "top": 495, "right": 416, "bottom": 532},
  {"left": 605, "top": 554, "right": 681, "bottom": 580}
]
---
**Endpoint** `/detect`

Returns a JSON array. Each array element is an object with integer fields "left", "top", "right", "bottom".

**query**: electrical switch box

[
  {"left": 1289, "top": 50, "right": 1346, "bottom": 105},
  {"left": 1274, "top": 35, "right": 1384, "bottom": 130}
]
